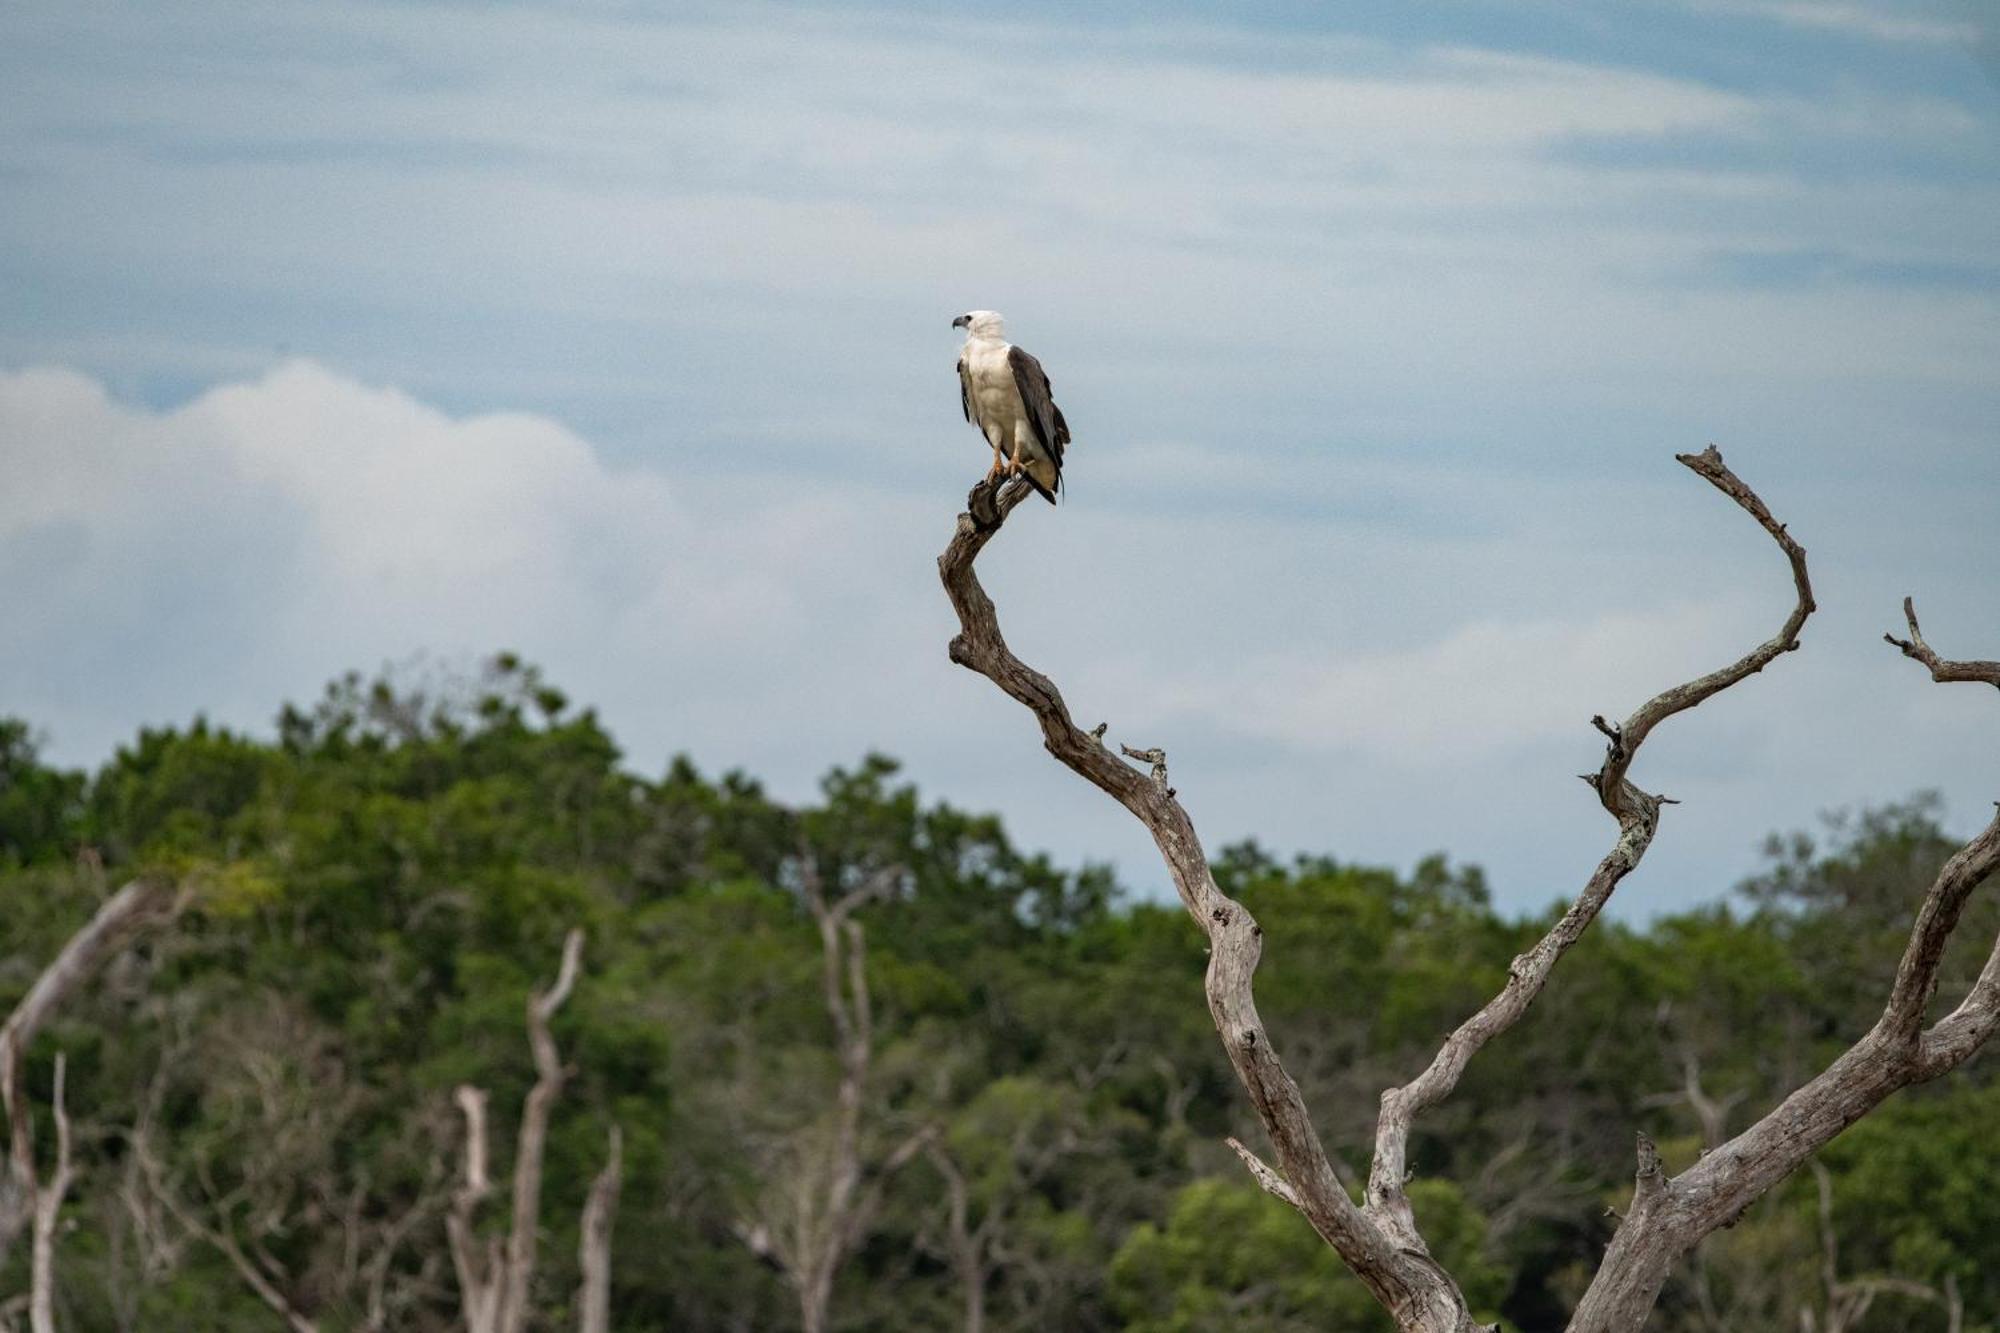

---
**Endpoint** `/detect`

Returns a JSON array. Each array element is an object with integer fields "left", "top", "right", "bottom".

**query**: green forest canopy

[{"left": 1, "top": 658, "right": 1994, "bottom": 1332}]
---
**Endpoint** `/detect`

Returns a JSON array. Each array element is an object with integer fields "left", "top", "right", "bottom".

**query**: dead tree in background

[
  {"left": 131, "top": 992, "right": 447, "bottom": 1333},
  {"left": 2, "top": 878, "right": 176, "bottom": 1270},
  {"left": 576, "top": 1125, "right": 622, "bottom": 1333},
  {"left": 447, "top": 928, "right": 584, "bottom": 1333},
  {"left": 1801, "top": 1160, "right": 1962, "bottom": 1333},
  {"left": 939, "top": 449, "right": 2000, "bottom": 1333},
  {"left": 23, "top": 1054, "right": 71, "bottom": 1333},
  {"left": 735, "top": 857, "right": 928, "bottom": 1333},
  {"left": 1, "top": 874, "right": 177, "bottom": 1330}
]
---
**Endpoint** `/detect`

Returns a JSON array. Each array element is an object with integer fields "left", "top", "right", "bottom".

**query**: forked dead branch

[{"left": 937, "top": 449, "right": 2000, "bottom": 1332}]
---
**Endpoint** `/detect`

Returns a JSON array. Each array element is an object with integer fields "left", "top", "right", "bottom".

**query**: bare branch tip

[
  {"left": 1635, "top": 1131, "right": 1665, "bottom": 1186},
  {"left": 1226, "top": 1136, "right": 1302, "bottom": 1210}
]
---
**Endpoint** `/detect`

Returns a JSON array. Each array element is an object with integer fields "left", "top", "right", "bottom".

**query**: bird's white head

[{"left": 951, "top": 310, "right": 1006, "bottom": 340}]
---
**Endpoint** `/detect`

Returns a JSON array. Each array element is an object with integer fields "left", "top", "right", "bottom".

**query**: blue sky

[{"left": 2, "top": 0, "right": 1996, "bottom": 917}]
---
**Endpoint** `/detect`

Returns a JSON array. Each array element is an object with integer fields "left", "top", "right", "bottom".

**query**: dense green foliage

[{"left": 1, "top": 661, "right": 1994, "bottom": 1331}]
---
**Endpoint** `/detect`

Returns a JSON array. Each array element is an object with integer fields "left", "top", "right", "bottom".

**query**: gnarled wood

[
  {"left": 1567, "top": 614, "right": 2000, "bottom": 1330},
  {"left": 940, "top": 476, "right": 1467, "bottom": 1331},
  {"left": 1885, "top": 597, "right": 2000, "bottom": 690},
  {"left": 940, "top": 451, "right": 1998, "bottom": 1332},
  {"left": 1369, "top": 445, "right": 1815, "bottom": 1245}
]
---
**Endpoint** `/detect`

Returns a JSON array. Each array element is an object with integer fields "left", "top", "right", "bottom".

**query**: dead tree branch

[
  {"left": 139, "top": 1147, "right": 321, "bottom": 1333},
  {"left": 26, "top": 1054, "right": 71, "bottom": 1333},
  {"left": 577, "top": 1125, "right": 622, "bottom": 1333},
  {"left": 1370, "top": 446, "right": 1814, "bottom": 1255},
  {"left": 2, "top": 878, "right": 176, "bottom": 1267},
  {"left": 737, "top": 855, "right": 919, "bottom": 1333},
  {"left": 940, "top": 450, "right": 1997, "bottom": 1330},
  {"left": 1884, "top": 597, "right": 2000, "bottom": 691},
  {"left": 1567, "top": 609, "right": 2000, "bottom": 1330},
  {"left": 447, "top": 928, "right": 585, "bottom": 1333},
  {"left": 941, "top": 474, "right": 1467, "bottom": 1330},
  {"left": 447, "top": 1085, "right": 501, "bottom": 1333}
]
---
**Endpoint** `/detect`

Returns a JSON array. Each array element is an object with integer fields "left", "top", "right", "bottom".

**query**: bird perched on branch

[{"left": 953, "top": 310, "right": 1070, "bottom": 504}]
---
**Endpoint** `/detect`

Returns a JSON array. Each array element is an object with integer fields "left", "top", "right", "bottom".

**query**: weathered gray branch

[
  {"left": 576, "top": 1125, "right": 622, "bottom": 1333},
  {"left": 1372, "top": 447, "right": 1816, "bottom": 1253},
  {"left": 940, "top": 476, "right": 1465, "bottom": 1331},
  {"left": 1885, "top": 597, "right": 2000, "bottom": 690},
  {"left": 501, "top": 927, "right": 582, "bottom": 1333},
  {"left": 743, "top": 858, "right": 918, "bottom": 1333},
  {"left": 935, "top": 448, "right": 2000, "bottom": 1333},
  {"left": 447, "top": 929, "right": 585, "bottom": 1333},
  {"left": 27, "top": 1054, "right": 71, "bottom": 1333},
  {"left": 1567, "top": 609, "right": 2000, "bottom": 1330},
  {"left": 2, "top": 878, "right": 176, "bottom": 1269},
  {"left": 447, "top": 1085, "right": 501, "bottom": 1333}
]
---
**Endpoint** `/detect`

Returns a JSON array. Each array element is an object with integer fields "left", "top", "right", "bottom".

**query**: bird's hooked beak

[{"left": 951, "top": 314, "right": 970, "bottom": 329}]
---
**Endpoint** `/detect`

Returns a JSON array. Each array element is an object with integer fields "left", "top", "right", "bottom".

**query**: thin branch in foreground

[
  {"left": 942, "top": 473, "right": 1466, "bottom": 1330},
  {"left": 1884, "top": 597, "right": 2000, "bottom": 690},
  {"left": 1369, "top": 445, "right": 1815, "bottom": 1246},
  {"left": 1569, "top": 613, "right": 2000, "bottom": 1331},
  {"left": 938, "top": 449, "right": 2000, "bottom": 1333},
  {"left": 1227, "top": 1136, "right": 1302, "bottom": 1210}
]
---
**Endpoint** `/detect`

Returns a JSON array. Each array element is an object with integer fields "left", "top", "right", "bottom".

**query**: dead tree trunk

[
  {"left": 937, "top": 450, "right": 2000, "bottom": 1332},
  {"left": 25, "top": 1054, "right": 71, "bottom": 1333},
  {"left": 576, "top": 1126, "right": 622, "bottom": 1333},
  {"left": 734, "top": 858, "right": 927, "bottom": 1333},
  {"left": 2, "top": 878, "right": 176, "bottom": 1269},
  {"left": 925, "top": 1144, "right": 989, "bottom": 1333},
  {"left": 447, "top": 928, "right": 584, "bottom": 1333}
]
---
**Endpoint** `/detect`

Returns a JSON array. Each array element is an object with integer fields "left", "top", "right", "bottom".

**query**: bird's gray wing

[
  {"left": 957, "top": 356, "right": 973, "bottom": 424},
  {"left": 1007, "top": 346, "right": 1069, "bottom": 465}
]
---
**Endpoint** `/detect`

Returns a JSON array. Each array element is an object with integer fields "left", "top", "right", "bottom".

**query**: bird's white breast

[{"left": 963, "top": 338, "right": 1020, "bottom": 425}]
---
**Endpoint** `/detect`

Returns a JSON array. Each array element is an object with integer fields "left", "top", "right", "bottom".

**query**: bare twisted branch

[
  {"left": 1885, "top": 597, "right": 2000, "bottom": 690},
  {"left": 1570, "top": 607, "right": 2000, "bottom": 1331},
  {"left": 1368, "top": 445, "right": 1815, "bottom": 1241},
  {"left": 941, "top": 476, "right": 1467, "bottom": 1331}
]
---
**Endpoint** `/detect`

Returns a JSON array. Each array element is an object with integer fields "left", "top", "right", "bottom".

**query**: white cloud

[
  {"left": 0, "top": 361, "right": 940, "bottom": 767},
  {"left": 2, "top": 361, "right": 1995, "bottom": 924},
  {"left": 2, "top": 4, "right": 1996, "bottom": 918},
  {"left": 1113, "top": 602, "right": 1762, "bottom": 759}
]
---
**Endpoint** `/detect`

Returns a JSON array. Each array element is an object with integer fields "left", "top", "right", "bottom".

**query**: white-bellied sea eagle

[{"left": 953, "top": 310, "right": 1070, "bottom": 504}]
